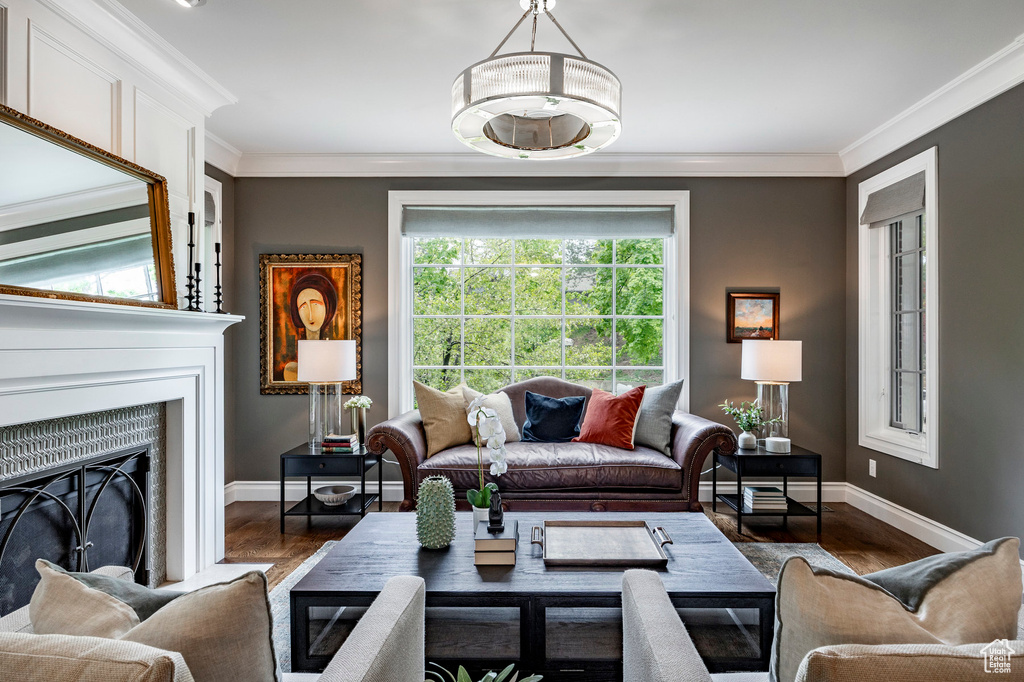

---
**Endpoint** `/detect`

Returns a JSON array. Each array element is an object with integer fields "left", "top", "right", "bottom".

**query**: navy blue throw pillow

[{"left": 522, "top": 391, "right": 586, "bottom": 443}]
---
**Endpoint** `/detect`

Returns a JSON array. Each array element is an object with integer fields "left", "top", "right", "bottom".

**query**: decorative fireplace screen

[{"left": 0, "top": 447, "right": 150, "bottom": 615}]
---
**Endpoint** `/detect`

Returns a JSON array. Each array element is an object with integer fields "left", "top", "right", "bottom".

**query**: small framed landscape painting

[
  {"left": 726, "top": 292, "right": 779, "bottom": 343},
  {"left": 259, "top": 253, "right": 362, "bottom": 394}
]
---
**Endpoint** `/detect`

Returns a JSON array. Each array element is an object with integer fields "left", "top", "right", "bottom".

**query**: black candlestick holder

[
  {"left": 214, "top": 242, "right": 226, "bottom": 314},
  {"left": 193, "top": 262, "right": 202, "bottom": 310},
  {"left": 185, "top": 212, "right": 199, "bottom": 311}
]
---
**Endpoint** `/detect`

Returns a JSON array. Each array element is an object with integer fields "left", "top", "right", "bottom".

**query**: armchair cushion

[
  {"left": 32, "top": 560, "right": 178, "bottom": 625},
  {"left": 30, "top": 560, "right": 146, "bottom": 638},
  {"left": 772, "top": 538, "right": 1023, "bottom": 682},
  {"left": 795, "top": 641, "right": 1024, "bottom": 682}
]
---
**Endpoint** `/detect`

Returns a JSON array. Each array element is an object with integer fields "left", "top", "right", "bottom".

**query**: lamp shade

[
  {"left": 297, "top": 340, "right": 356, "bottom": 383},
  {"left": 741, "top": 340, "right": 802, "bottom": 383}
]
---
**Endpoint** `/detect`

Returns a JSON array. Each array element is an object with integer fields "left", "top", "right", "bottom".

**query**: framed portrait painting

[
  {"left": 726, "top": 292, "right": 779, "bottom": 343},
  {"left": 259, "top": 253, "right": 362, "bottom": 394}
]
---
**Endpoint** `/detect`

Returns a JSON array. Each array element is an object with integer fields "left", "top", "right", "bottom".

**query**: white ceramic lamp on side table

[
  {"left": 740, "top": 339, "right": 802, "bottom": 440},
  {"left": 297, "top": 340, "right": 356, "bottom": 452}
]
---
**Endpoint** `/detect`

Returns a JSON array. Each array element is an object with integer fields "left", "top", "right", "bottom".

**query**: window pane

[
  {"left": 515, "top": 368, "right": 561, "bottom": 383},
  {"left": 615, "top": 239, "right": 663, "bottom": 265},
  {"left": 414, "top": 267, "right": 461, "bottom": 315},
  {"left": 515, "top": 239, "right": 562, "bottom": 264},
  {"left": 616, "top": 267, "right": 663, "bottom": 316},
  {"left": 896, "top": 255, "right": 921, "bottom": 311},
  {"left": 463, "top": 369, "right": 512, "bottom": 394},
  {"left": 894, "top": 312, "right": 920, "bottom": 371},
  {"left": 617, "top": 369, "right": 665, "bottom": 391},
  {"left": 465, "top": 317, "right": 511, "bottom": 366},
  {"left": 464, "top": 268, "right": 511, "bottom": 315},
  {"left": 414, "top": 368, "right": 462, "bottom": 392},
  {"left": 516, "top": 268, "right": 562, "bottom": 315},
  {"left": 465, "top": 238, "right": 512, "bottom": 264},
  {"left": 893, "top": 371, "right": 921, "bottom": 432},
  {"left": 414, "top": 238, "right": 460, "bottom": 265},
  {"left": 565, "top": 267, "right": 612, "bottom": 315},
  {"left": 565, "top": 239, "right": 613, "bottom": 265},
  {"left": 565, "top": 319, "right": 612, "bottom": 366},
  {"left": 413, "top": 318, "right": 461, "bottom": 366},
  {"left": 564, "top": 368, "right": 612, "bottom": 391},
  {"left": 515, "top": 318, "right": 562, "bottom": 366},
  {"left": 616, "top": 319, "right": 664, "bottom": 366}
]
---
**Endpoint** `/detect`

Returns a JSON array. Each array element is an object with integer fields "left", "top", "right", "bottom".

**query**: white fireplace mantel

[{"left": 0, "top": 294, "right": 241, "bottom": 581}]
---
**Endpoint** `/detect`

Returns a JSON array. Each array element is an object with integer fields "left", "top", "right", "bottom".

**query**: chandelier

[{"left": 451, "top": 0, "right": 621, "bottom": 160}]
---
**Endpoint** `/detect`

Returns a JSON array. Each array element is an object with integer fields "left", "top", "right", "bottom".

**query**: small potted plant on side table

[
  {"left": 466, "top": 396, "right": 508, "bottom": 527},
  {"left": 719, "top": 399, "right": 779, "bottom": 449},
  {"left": 344, "top": 395, "right": 372, "bottom": 447}
]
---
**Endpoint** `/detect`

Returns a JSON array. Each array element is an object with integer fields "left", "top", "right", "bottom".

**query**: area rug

[{"left": 268, "top": 540, "right": 850, "bottom": 672}]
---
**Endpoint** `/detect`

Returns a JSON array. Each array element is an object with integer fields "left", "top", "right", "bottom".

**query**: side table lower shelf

[
  {"left": 715, "top": 494, "right": 817, "bottom": 518},
  {"left": 284, "top": 493, "right": 380, "bottom": 518}
]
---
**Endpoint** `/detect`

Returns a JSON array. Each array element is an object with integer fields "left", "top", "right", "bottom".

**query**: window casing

[
  {"left": 858, "top": 148, "right": 938, "bottom": 467},
  {"left": 388, "top": 191, "right": 689, "bottom": 417}
]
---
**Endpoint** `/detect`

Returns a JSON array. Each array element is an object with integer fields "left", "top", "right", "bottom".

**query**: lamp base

[
  {"left": 309, "top": 382, "right": 344, "bottom": 451},
  {"left": 756, "top": 382, "right": 789, "bottom": 439}
]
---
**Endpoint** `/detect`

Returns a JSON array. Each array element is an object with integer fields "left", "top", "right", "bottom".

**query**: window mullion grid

[
  {"left": 459, "top": 241, "right": 466, "bottom": 387},
  {"left": 510, "top": 240, "right": 517, "bottom": 384},
  {"left": 560, "top": 241, "right": 566, "bottom": 381},
  {"left": 611, "top": 240, "right": 617, "bottom": 392}
]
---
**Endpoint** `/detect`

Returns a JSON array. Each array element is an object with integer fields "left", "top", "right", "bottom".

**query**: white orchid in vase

[{"left": 466, "top": 396, "right": 508, "bottom": 510}]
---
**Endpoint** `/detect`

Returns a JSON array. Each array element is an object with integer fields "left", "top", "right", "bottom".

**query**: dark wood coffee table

[{"left": 290, "top": 511, "right": 775, "bottom": 679}]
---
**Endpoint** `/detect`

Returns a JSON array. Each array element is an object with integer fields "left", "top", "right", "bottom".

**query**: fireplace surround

[{"left": 0, "top": 294, "right": 241, "bottom": 581}]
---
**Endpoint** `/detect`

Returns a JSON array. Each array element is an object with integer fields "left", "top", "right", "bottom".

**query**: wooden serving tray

[{"left": 531, "top": 519, "right": 673, "bottom": 567}]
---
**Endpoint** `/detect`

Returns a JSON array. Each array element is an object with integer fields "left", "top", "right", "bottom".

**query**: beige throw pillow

[
  {"left": 120, "top": 572, "right": 277, "bottom": 682},
  {"left": 772, "top": 537, "right": 1022, "bottom": 682},
  {"left": 414, "top": 381, "right": 474, "bottom": 456},
  {"left": 31, "top": 561, "right": 141, "bottom": 638},
  {"left": 461, "top": 385, "right": 521, "bottom": 443},
  {"left": 0, "top": 632, "right": 194, "bottom": 682}
]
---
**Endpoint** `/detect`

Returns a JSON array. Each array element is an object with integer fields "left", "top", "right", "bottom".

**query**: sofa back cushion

[
  {"left": 573, "top": 386, "right": 646, "bottom": 450},
  {"left": 522, "top": 391, "right": 587, "bottom": 443},
  {"left": 414, "top": 381, "right": 474, "bottom": 457},
  {"left": 500, "top": 376, "right": 592, "bottom": 431},
  {"left": 0, "top": 632, "right": 193, "bottom": 682}
]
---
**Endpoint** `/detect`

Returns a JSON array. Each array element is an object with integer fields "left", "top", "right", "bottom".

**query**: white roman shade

[
  {"left": 401, "top": 206, "right": 675, "bottom": 238},
  {"left": 859, "top": 171, "right": 925, "bottom": 228}
]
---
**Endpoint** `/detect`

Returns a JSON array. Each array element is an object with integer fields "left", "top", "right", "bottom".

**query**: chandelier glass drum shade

[{"left": 451, "top": 0, "right": 622, "bottom": 160}]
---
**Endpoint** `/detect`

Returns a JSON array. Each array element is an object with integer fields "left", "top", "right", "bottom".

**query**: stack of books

[
  {"left": 474, "top": 519, "right": 518, "bottom": 566},
  {"left": 321, "top": 434, "right": 358, "bottom": 453},
  {"left": 743, "top": 486, "right": 788, "bottom": 512}
]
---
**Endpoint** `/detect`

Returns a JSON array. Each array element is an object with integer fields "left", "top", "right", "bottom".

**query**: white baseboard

[
  {"left": 698, "top": 481, "right": 846, "bottom": 504},
  {"left": 225, "top": 480, "right": 405, "bottom": 505},
  {"left": 844, "top": 483, "right": 982, "bottom": 553}
]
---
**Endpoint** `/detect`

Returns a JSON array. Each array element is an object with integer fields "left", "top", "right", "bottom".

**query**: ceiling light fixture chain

[{"left": 451, "top": 0, "right": 621, "bottom": 160}]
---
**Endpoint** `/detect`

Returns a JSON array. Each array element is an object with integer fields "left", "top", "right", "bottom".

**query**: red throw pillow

[{"left": 573, "top": 386, "right": 646, "bottom": 450}]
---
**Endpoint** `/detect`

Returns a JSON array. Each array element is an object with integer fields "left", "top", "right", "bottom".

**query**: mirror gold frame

[{"left": 0, "top": 103, "right": 177, "bottom": 309}]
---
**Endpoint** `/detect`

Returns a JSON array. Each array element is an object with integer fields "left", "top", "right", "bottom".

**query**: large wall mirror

[{"left": 0, "top": 104, "right": 176, "bottom": 308}]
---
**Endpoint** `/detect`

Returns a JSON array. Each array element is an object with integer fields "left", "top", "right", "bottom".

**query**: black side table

[
  {"left": 712, "top": 445, "right": 822, "bottom": 538},
  {"left": 280, "top": 444, "right": 382, "bottom": 532}
]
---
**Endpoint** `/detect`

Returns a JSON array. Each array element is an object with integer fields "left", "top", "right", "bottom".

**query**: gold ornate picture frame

[{"left": 259, "top": 253, "right": 362, "bottom": 394}]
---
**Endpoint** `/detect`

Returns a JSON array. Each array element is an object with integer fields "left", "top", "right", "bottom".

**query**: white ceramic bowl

[{"left": 313, "top": 485, "right": 356, "bottom": 506}]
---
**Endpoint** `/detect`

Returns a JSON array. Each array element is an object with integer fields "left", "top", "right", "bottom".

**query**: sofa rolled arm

[
  {"left": 367, "top": 410, "right": 427, "bottom": 512},
  {"left": 670, "top": 411, "right": 737, "bottom": 512}
]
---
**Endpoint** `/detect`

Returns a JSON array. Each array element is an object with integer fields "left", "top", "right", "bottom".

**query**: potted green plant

[
  {"left": 466, "top": 396, "right": 508, "bottom": 527},
  {"left": 719, "top": 399, "right": 779, "bottom": 449},
  {"left": 427, "top": 662, "right": 542, "bottom": 682}
]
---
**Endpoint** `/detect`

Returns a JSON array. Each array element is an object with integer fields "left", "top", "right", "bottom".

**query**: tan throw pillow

[
  {"left": 0, "top": 632, "right": 193, "bottom": 682},
  {"left": 461, "top": 385, "right": 520, "bottom": 443},
  {"left": 772, "top": 537, "right": 1022, "bottom": 682},
  {"left": 414, "top": 381, "right": 474, "bottom": 456},
  {"left": 120, "top": 571, "right": 277, "bottom": 682},
  {"left": 31, "top": 560, "right": 141, "bottom": 638}
]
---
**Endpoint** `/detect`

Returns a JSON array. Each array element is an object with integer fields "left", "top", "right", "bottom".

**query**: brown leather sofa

[{"left": 367, "top": 377, "right": 737, "bottom": 513}]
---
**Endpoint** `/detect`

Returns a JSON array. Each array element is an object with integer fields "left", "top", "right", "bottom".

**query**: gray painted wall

[
  {"left": 227, "top": 177, "right": 846, "bottom": 484},
  {"left": 845, "top": 83, "right": 1024, "bottom": 544}
]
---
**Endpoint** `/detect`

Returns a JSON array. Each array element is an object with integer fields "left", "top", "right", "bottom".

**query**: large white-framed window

[
  {"left": 388, "top": 191, "right": 690, "bottom": 417},
  {"left": 858, "top": 147, "right": 939, "bottom": 467}
]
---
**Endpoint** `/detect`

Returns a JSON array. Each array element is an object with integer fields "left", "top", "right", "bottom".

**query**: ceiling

[{"left": 118, "top": 0, "right": 1024, "bottom": 159}]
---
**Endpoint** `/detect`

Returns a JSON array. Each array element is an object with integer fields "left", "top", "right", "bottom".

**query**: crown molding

[
  {"left": 205, "top": 131, "right": 242, "bottom": 176},
  {"left": 841, "top": 32, "right": 1024, "bottom": 174},
  {"left": 228, "top": 152, "right": 845, "bottom": 178},
  {"left": 36, "top": 0, "right": 237, "bottom": 117}
]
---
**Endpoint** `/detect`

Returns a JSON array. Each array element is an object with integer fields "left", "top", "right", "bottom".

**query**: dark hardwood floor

[{"left": 224, "top": 501, "right": 937, "bottom": 589}]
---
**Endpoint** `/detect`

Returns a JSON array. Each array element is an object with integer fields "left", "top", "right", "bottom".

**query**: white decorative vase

[
  {"left": 738, "top": 431, "right": 757, "bottom": 449},
  {"left": 472, "top": 506, "right": 488, "bottom": 529}
]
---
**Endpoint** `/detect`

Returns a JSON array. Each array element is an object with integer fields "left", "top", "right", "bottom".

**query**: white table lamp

[
  {"left": 741, "top": 340, "right": 802, "bottom": 438},
  {"left": 298, "top": 340, "right": 356, "bottom": 451}
]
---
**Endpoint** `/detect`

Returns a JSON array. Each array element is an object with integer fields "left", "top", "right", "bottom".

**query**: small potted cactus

[{"left": 416, "top": 475, "right": 457, "bottom": 549}]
